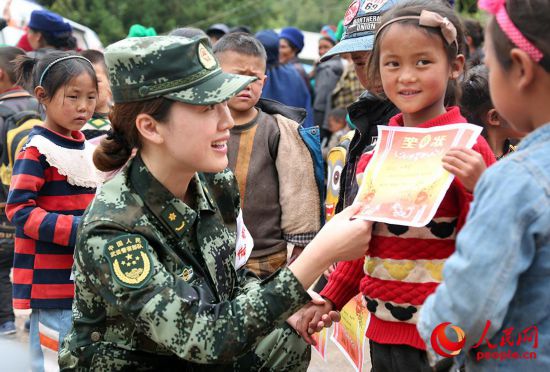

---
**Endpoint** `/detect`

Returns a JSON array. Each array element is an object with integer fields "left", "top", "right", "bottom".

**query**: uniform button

[{"left": 91, "top": 331, "right": 101, "bottom": 342}]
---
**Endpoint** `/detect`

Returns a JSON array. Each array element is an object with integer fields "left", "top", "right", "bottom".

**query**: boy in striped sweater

[{"left": 6, "top": 52, "right": 103, "bottom": 371}]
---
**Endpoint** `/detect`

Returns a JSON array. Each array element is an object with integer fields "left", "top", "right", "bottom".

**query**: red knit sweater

[{"left": 321, "top": 107, "right": 496, "bottom": 350}]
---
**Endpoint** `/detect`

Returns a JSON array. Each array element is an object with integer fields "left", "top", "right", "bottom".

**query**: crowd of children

[{"left": 0, "top": 0, "right": 548, "bottom": 371}]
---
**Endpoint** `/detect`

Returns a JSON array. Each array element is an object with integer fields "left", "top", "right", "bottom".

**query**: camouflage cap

[{"left": 104, "top": 36, "right": 255, "bottom": 105}]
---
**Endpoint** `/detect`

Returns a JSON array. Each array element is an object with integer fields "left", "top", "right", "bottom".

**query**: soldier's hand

[
  {"left": 307, "top": 309, "right": 340, "bottom": 336},
  {"left": 310, "top": 203, "right": 373, "bottom": 262},
  {"left": 287, "top": 290, "right": 325, "bottom": 332},
  {"left": 289, "top": 204, "right": 372, "bottom": 289},
  {"left": 293, "top": 298, "right": 337, "bottom": 345}
]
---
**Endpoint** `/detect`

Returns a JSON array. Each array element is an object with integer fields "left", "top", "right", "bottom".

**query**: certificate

[
  {"left": 354, "top": 124, "right": 482, "bottom": 227},
  {"left": 330, "top": 294, "right": 370, "bottom": 372}
]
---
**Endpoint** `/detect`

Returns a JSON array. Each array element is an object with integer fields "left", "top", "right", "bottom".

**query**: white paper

[{"left": 235, "top": 209, "right": 254, "bottom": 270}]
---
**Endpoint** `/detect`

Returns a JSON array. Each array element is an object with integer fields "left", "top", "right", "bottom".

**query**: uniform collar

[{"left": 129, "top": 155, "right": 216, "bottom": 238}]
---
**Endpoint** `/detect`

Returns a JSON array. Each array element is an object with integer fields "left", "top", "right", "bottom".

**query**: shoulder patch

[{"left": 104, "top": 234, "right": 153, "bottom": 288}]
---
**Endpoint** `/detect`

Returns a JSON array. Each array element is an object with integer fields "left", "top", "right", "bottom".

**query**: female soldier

[{"left": 59, "top": 36, "right": 372, "bottom": 371}]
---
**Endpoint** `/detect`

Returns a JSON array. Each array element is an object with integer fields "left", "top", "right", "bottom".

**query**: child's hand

[
  {"left": 442, "top": 147, "right": 487, "bottom": 192},
  {"left": 290, "top": 293, "right": 338, "bottom": 345}
]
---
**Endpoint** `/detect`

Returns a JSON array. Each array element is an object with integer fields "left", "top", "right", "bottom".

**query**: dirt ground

[{"left": 308, "top": 327, "right": 372, "bottom": 372}]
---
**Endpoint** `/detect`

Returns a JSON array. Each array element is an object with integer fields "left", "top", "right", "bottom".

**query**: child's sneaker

[{"left": 0, "top": 320, "right": 16, "bottom": 335}]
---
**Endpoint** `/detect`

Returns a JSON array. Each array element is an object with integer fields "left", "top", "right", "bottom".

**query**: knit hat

[
  {"left": 279, "top": 27, "right": 304, "bottom": 53},
  {"left": 104, "top": 36, "right": 255, "bottom": 105},
  {"left": 321, "top": 0, "right": 403, "bottom": 61},
  {"left": 255, "top": 29, "right": 279, "bottom": 68},
  {"left": 127, "top": 24, "right": 157, "bottom": 38},
  {"left": 320, "top": 25, "right": 338, "bottom": 45},
  {"left": 28, "top": 10, "right": 72, "bottom": 34}
]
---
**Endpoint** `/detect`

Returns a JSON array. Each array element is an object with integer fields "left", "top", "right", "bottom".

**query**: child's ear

[
  {"left": 485, "top": 108, "right": 500, "bottom": 127},
  {"left": 34, "top": 86, "right": 47, "bottom": 103},
  {"left": 136, "top": 113, "right": 163, "bottom": 145},
  {"left": 509, "top": 48, "right": 536, "bottom": 91},
  {"left": 259, "top": 74, "right": 267, "bottom": 87},
  {"left": 450, "top": 54, "right": 465, "bottom": 80}
]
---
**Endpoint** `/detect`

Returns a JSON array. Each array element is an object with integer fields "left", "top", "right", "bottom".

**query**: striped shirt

[{"left": 6, "top": 126, "right": 97, "bottom": 309}]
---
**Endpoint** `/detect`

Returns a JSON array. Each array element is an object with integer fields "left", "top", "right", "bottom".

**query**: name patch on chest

[{"left": 104, "top": 234, "right": 153, "bottom": 288}]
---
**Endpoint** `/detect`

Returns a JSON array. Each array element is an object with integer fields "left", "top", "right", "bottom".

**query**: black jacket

[{"left": 336, "top": 91, "right": 399, "bottom": 213}]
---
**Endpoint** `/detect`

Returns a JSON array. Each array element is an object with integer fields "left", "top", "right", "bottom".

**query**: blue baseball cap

[{"left": 321, "top": 0, "right": 402, "bottom": 61}]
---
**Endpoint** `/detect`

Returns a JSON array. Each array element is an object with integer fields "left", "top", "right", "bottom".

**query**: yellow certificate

[
  {"left": 330, "top": 294, "right": 370, "bottom": 372},
  {"left": 354, "top": 124, "right": 482, "bottom": 227}
]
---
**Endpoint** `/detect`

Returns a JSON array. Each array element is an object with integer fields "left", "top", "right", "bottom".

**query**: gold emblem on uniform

[
  {"left": 180, "top": 267, "right": 194, "bottom": 282},
  {"left": 161, "top": 205, "right": 189, "bottom": 237},
  {"left": 198, "top": 43, "right": 217, "bottom": 70},
  {"left": 104, "top": 234, "right": 153, "bottom": 288}
]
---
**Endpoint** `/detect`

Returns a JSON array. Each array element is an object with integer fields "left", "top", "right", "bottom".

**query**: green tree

[
  {"left": 457, "top": 0, "right": 478, "bottom": 14},
  {"left": 36, "top": 0, "right": 355, "bottom": 46},
  {"left": 37, "top": 0, "right": 282, "bottom": 45}
]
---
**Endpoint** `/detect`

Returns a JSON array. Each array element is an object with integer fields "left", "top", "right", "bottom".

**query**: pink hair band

[
  {"left": 480, "top": 0, "right": 550, "bottom": 71},
  {"left": 495, "top": 6, "right": 543, "bottom": 63}
]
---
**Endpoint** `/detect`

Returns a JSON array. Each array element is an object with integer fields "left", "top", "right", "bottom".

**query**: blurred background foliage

[{"left": 36, "top": 0, "right": 482, "bottom": 45}]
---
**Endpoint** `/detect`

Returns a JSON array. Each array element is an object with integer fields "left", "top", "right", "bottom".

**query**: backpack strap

[{"left": 0, "top": 104, "right": 16, "bottom": 119}]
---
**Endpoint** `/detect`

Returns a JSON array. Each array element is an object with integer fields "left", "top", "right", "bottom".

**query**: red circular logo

[
  {"left": 431, "top": 322, "right": 467, "bottom": 358},
  {"left": 344, "top": 0, "right": 360, "bottom": 25}
]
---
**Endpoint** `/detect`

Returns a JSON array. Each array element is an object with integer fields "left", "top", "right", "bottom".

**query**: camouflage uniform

[{"left": 59, "top": 36, "right": 312, "bottom": 371}]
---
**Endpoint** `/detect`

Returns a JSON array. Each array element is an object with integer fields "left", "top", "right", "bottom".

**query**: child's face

[
  {"left": 217, "top": 51, "right": 266, "bottom": 114},
  {"left": 318, "top": 39, "right": 334, "bottom": 58},
  {"left": 351, "top": 51, "right": 372, "bottom": 89},
  {"left": 378, "top": 24, "right": 463, "bottom": 126},
  {"left": 328, "top": 116, "right": 346, "bottom": 133},
  {"left": 93, "top": 63, "right": 112, "bottom": 113},
  {"left": 40, "top": 73, "right": 97, "bottom": 137}
]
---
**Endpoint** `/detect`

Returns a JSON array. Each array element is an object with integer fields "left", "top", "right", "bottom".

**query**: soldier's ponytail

[{"left": 93, "top": 97, "right": 174, "bottom": 172}]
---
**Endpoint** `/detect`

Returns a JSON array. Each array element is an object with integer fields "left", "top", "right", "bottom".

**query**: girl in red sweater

[{"left": 294, "top": 1, "right": 495, "bottom": 370}]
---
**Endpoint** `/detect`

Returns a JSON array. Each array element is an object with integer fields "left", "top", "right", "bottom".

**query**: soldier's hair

[
  {"left": 212, "top": 32, "right": 267, "bottom": 63},
  {"left": 366, "top": 0, "right": 466, "bottom": 106},
  {"left": 0, "top": 46, "right": 26, "bottom": 84},
  {"left": 93, "top": 97, "right": 174, "bottom": 172},
  {"left": 14, "top": 51, "right": 97, "bottom": 100}
]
